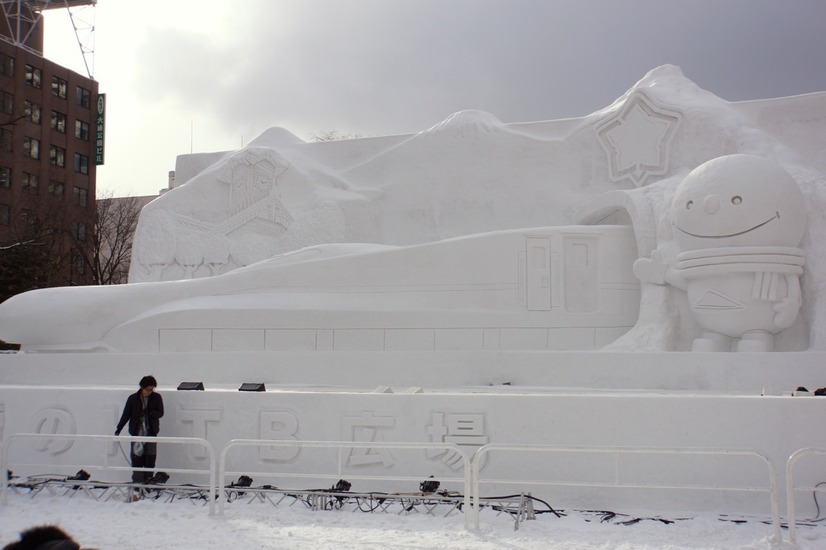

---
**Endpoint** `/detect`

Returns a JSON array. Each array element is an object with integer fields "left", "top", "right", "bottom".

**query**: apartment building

[{"left": 0, "top": 1, "right": 99, "bottom": 288}]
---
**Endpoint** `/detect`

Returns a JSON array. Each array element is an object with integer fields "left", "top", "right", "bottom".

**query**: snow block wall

[{"left": 3, "top": 383, "right": 824, "bottom": 517}]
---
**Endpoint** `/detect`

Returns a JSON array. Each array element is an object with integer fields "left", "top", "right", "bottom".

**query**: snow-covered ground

[{"left": 1, "top": 490, "right": 824, "bottom": 549}]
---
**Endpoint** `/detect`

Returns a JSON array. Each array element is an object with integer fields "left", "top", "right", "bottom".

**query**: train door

[
  {"left": 563, "top": 235, "right": 598, "bottom": 312},
  {"left": 526, "top": 237, "right": 552, "bottom": 310}
]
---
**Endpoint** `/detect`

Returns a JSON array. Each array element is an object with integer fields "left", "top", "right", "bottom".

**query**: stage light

[
  {"left": 330, "top": 479, "right": 351, "bottom": 492},
  {"left": 177, "top": 381, "right": 205, "bottom": 391},
  {"left": 238, "top": 383, "right": 265, "bottom": 392},
  {"left": 419, "top": 476, "right": 440, "bottom": 493},
  {"left": 67, "top": 469, "right": 90, "bottom": 481},
  {"left": 229, "top": 475, "right": 252, "bottom": 488}
]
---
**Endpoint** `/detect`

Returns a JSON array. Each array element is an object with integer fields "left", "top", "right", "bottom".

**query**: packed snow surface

[{"left": 2, "top": 492, "right": 825, "bottom": 549}]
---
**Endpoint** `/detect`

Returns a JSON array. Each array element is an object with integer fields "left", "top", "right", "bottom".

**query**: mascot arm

[{"left": 633, "top": 250, "right": 685, "bottom": 289}]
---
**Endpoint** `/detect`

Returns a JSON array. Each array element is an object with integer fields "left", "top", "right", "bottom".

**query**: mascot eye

[
  {"left": 686, "top": 200, "right": 693, "bottom": 209},
  {"left": 731, "top": 196, "right": 742, "bottom": 205}
]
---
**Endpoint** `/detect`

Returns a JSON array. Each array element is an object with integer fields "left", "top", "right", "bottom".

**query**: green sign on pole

[{"left": 95, "top": 93, "right": 105, "bottom": 165}]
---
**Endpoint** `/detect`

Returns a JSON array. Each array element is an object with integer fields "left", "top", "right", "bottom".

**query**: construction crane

[{"left": 0, "top": 0, "right": 96, "bottom": 78}]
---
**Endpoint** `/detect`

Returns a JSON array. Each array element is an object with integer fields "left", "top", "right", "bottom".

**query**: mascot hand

[
  {"left": 773, "top": 296, "right": 800, "bottom": 329},
  {"left": 633, "top": 250, "right": 668, "bottom": 285},
  {"left": 772, "top": 274, "right": 802, "bottom": 329}
]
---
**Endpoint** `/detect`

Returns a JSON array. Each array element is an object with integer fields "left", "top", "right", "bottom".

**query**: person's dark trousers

[{"left": 131, "top": 441, "right": 158, "bottom": 483}]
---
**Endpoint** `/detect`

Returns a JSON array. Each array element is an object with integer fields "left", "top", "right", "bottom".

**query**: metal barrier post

[
  {"left": 786, "top": 447, "right": 826, "bottom": 544},
  {"left": 1, "top": 436, "right": 8, "bottom": 506}
]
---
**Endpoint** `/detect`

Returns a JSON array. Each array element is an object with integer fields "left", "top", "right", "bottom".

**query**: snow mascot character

[{"left": 633, "top": 154, "right": 806, "bottom": 352}]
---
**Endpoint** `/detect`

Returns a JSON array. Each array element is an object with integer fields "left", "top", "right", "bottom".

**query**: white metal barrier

[
  {"left": 1, "top": 433, "right": 217, "bottom": 515},
  {"left": 785, "top": 447, "right": 826, "bottom": 543},
  {"left": 218, "top": 439, "right": 472, "bottom": 527},
  {"left": 2, "top": 434, "right": 792, "bottom": 539},
  {"left": 470, "top": 443, "right": 781, "bottom": 541}
]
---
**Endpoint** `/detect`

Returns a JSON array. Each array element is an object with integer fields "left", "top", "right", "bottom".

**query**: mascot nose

[{"left": 703, "top": 195, "right": 720, "bottom": 214}]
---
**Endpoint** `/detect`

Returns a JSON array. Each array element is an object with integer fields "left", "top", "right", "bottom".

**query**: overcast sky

[{"left": 42, "top": 0, "right": 826, "bottom": 197}]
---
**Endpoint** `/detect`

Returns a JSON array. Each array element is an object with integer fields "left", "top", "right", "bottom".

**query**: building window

[
  {"left": 74, "top": 221, "right": 87, "bottom": 241},
  {"left": 48, "top": 180, "right": 64, "bottom": 197},
  {"left": 0, "top": 166, "right": 10, "bottom": 188},
  {"left": 50, "top": 111, "right": 67, "bottom": 133},
  {"left": 0, "top": 55, "right": 14, "bottom": 77},
  {"left": 21, "top": 172, "right": 39, "bottom": 194},
  {"left": 23, "top": 137, "right": 40, "bottom": 159},
  {"left": 50, "top": 145, "right": 66, "bottom": 167},
  {"left": 72, "top": 251, "right": 86, "bottom": 276},
  {"left": 20, "top": 209, "right": 37, "bottom": 227},
  {"left": 74, "top": 153, "right": 89, "bottom": 175},
  {"left": 0, "top": 203, "right": 9, "bottom": 225},
  {"left": 24, "top": 100, "right": 41, "bottom": 124},
  {"left": 76, "top": 86, "right": 90, "bottom": 108},
  {"left": 75, "top": 120, "right": 90, "bottom": 141},
  {"left": 73, "top": 186, "right": 88, "bottom": 207},
  {"left": 0, "top": 91, "right": 12, "bottom": 114},
  {"left": 24, "top": 65, "right": 41, "bottom": 88},
  {"left": 0, "top": 128, "right": 10, "bottom": 152},
  {"left": 51, "top": 76, "right": 67, "bottom": 99}
]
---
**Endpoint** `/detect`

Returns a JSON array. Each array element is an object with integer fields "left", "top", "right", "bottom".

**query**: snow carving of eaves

[
  {"left": 159, "top": 194, "right": 294, "bottom": 242},
  {"left": 210, "top": 197, "right": 294, "bottom": 236},
  {"left": 596, "top": 91, "right": 682, "bottom": 188},
  {"left": 164, "top": 211, "right": 213, "bottom": 233}
]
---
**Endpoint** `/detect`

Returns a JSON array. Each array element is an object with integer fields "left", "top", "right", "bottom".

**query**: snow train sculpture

[{"left": 0, "top": 225, "right": 639, "bottom": 353}]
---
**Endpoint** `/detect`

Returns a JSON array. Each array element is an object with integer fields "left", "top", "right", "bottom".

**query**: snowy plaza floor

[{"left": 2, "top": 490, "right": 826, "bottom": 549}]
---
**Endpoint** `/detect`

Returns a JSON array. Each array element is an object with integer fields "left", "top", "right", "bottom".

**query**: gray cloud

[{"left": 132, "top": 0, "right": 826, "bottom": 141}]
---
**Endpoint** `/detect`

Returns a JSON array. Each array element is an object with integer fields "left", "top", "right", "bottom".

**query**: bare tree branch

[
  {"left": 70, "top": 190, "right": 143, "bottom": 285},
  {"left": 309, "top": 130, "right": 363, "bottom": 142}
]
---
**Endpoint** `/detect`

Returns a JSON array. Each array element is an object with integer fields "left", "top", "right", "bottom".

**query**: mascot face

[{"left": 672, "top": 154, "right": 806, "bottom": 250}]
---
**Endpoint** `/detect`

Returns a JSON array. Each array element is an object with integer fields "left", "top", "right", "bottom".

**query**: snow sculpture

[
  {"left": 3, "top": 65, "right": 826, "bottom": 356},
  {"left": 0, "top": 226, "right": 640, "bottom": 353},
  {"left": 633, "top": 154, "right": 806, "bottom": 352},
  {"left": 4, "top": 68, "right": 826, "bottom": 520}
]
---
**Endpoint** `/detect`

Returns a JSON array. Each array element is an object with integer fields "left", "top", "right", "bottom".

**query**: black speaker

[
  {"left": 239, "top": 383, "right": 266, "bottom": 392},
  {"left": 177, "top": 382, "right": 205, "bottom": 391}
]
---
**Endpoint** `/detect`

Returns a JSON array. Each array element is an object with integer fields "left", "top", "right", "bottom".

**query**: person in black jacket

[{"left": 115, "top": 375, "right": 164, "bottom": 483}]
